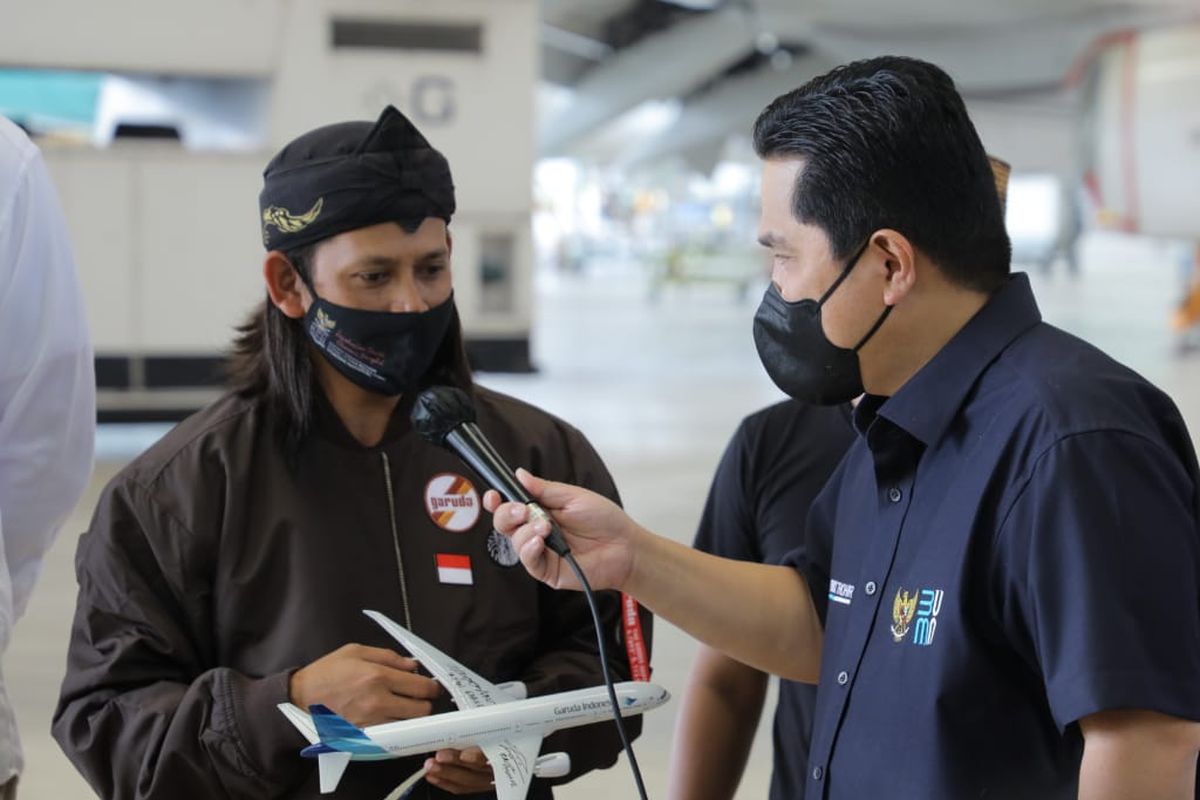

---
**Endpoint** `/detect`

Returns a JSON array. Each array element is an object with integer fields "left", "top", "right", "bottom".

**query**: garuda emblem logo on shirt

[
  {"left": 891, "top": 588, "right": 918, "bottom": 642},
  {"left": 262, "top": 197, "right": 324, "bottom": 241}
]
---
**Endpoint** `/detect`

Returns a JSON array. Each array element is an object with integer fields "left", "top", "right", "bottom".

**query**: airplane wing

[
  {"left": 364, "top": 610, "right": 510, "bottom": 710},
  {"left": 479, "top": 735, "right": 542, "bottom": 800}
]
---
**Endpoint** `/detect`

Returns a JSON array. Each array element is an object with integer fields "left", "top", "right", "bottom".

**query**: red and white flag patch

[
  {"left": 436, "top": 553, "right": 473, "bottom": 586},
  {"left": 425, "top": 473, "right": 481, "bottom": 532}
]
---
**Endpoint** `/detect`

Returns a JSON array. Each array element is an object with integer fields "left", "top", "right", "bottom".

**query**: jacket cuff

[{"left": 226, "top": 668, "right": 307, "bottom": 783}]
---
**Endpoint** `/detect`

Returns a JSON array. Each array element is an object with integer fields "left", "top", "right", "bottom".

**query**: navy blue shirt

[
  {"left": 790, "top": 273, "right": 1200, "bottom": 799},
  {"left": 694, "top": 401, "right": 854, "bottom": 800}
]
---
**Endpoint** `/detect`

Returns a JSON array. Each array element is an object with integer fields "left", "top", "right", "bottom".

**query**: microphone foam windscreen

[{"left": 411, "top": 386, "right": 477, "bottom": 445}]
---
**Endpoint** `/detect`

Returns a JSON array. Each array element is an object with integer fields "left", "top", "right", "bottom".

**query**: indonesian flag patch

[
  {"left": 436, "top": 553, "right": 473, "bottom": 586},
  {"left": 424, "top": 473, "right": 481, "bottom": 532}
]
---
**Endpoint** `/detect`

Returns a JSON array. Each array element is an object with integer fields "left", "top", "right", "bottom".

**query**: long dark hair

[{"left": 226, "top": 243, "right": 474, "bottom": 458}]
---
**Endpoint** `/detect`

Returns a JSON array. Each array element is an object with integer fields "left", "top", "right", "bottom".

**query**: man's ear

[
  {"left": 264, "top": 251, "right": 309, "bottom": 319},
  {"left": 871, "top": 229, "right": 917, "bottom": 306}
]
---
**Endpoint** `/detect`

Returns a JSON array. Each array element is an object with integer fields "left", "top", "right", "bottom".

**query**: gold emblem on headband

[{"left": 262, "top": 197, "right": 325, "bottom": 242}]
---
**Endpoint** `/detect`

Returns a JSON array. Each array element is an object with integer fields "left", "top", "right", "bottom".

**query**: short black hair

[{"left": 753, "top": 56, "right": 1011, "bottom": 292}]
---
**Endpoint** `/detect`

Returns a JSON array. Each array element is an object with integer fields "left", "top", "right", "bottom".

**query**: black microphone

[{"left": 411, "top": 386, "right": 571, "bottom": 557}]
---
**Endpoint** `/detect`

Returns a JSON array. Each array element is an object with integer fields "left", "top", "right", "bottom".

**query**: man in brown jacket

[{"left": 52, "top": 106, "right": 650, "bottom": 800}]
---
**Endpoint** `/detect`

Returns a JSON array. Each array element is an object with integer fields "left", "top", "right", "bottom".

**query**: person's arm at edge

[
  {"left": 668, "top": 645, "right": 768, "bottom": 800},
  {"left": 0, "top": 133, "right": 94, "bottom": 621},
  {"left": 1078, "top": 709, "right": 1200, "bottom": 800},
  {"left": 486, "top": 470, "right": 822, "bottom": 682}
]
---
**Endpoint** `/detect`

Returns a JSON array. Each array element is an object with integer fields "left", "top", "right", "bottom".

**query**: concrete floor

[{"left": 9, "top": 231, "right": 1200, "bottom": 799}]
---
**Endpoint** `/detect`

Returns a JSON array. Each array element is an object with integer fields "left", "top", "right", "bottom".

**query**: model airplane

[{"left": 278, "top": 609, "right": 669, "bottom": 799}]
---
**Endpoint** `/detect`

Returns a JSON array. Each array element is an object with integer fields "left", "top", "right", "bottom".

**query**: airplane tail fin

[
  {"left": 310, "top": 704, "right": 373, "bottom": 745},
  {"left": 303, "top": 705, "right": 389, "bottom": 794}
]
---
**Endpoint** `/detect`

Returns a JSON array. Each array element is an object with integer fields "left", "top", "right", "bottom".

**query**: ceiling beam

[{"left": 539, "top": 7, "right": 762, "bottom": 155}]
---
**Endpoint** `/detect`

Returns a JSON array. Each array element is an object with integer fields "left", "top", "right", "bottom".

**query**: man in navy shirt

[
  {"left": 489, "top": 55, "right": 1200, "bottom": 799},
  {"left": 668, "top": 402, "right": 854, "bottom": 800},
  {"left": 667, "top": 155, "right": 1010, "bottom": 800}
]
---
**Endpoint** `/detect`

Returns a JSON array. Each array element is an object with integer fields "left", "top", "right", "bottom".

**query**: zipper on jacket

[{"left": 380, "top": 452, "right": 414, "bottom": 631}]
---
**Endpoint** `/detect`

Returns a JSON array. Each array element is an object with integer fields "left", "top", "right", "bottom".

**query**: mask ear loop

[
  {"left": 814, "top": 237, "right": 894, "bottom": 352},
  {"left": 817, "top": 239, "right": 873, "bottom": 306},
  {"left": 853, "top": 304, "right": 893, "bottom": 352},
  {"left": 288, "top": 256, "right": 322, "bottom": 310}
]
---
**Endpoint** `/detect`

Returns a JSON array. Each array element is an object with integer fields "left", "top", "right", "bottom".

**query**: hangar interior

[{"left": 3, "top": 0, "right": 1199, "bottom": 797}]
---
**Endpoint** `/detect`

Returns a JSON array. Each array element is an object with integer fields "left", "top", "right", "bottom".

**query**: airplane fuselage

[{"left": 308, "top": 682, "right": 667, "bottom": 763}]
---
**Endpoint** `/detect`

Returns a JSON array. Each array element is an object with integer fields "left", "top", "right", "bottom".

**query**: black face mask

[
  {"left": 752, "top": 240, "right": 892, "bottom": 405},
  {"left": 303, "top": 290, "right": 455, "bottom": 396}
]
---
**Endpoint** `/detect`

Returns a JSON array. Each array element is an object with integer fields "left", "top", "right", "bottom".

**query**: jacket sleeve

[
  {"left": 52, "top": 477, "right": 309, "bottom": 800},
  {"left": 520, "top": 424, "right": 655, "bottom": 783}
]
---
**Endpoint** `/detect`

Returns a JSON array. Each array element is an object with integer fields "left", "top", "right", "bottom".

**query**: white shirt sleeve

[{"left": 0, "top": 120, "right": 96, "bottom": 625}]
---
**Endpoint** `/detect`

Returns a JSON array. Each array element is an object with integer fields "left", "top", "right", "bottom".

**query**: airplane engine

[
  {"left": 533, "top": 752, "right": 570, "bottom": 779},
  {"left": 494, "top": 681, "right": 528, "bottom": 701}
]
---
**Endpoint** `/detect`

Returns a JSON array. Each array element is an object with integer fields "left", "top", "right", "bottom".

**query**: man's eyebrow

[
  {"left": 416, "top": 247, "right": 450, "bottom": 261},
  {"left": 349, "top": 255, "right": 400, "bottom": 269},
  {"left": 348, "top": 248, "right": 449, "bottom": 269},
  {"left": 757, "top": 232, "right": 783, "bottom": 248}
]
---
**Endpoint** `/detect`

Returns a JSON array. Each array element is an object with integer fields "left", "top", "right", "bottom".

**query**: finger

[
  {"left": 458, "top": 747, "right": 487, "bottom": 766},
  {"left": 374, "top": 693, "right": 435, "bottom": 720},
  {"left": 435, "top": 760, "right": 492, "bottom": 780},
  {"left": 430, "top": 749, "right": 489, "bottom": 770},
  {"left": 482, "top": 489, "right": 502, "bottom": 512},
  {"left": 425, "top": 760, "right": 495, "bottom": 793},
  {"left": 515, "top": 469, "right": 576, "bottom": 512},
  {"left": 514, "top": 468, "right": 553, "bottom": 505},
  {"left": 380, "top": 669, "right": 442, "bottom": 700},
  {"left": 492, "top": 501, "right": 530, "bottom": 535},
  {"left": 517, "top": 531, "right": 551, "bottom": 581},
  {"left": 354, "top": 646, "right": 421, "bottom": 672}
]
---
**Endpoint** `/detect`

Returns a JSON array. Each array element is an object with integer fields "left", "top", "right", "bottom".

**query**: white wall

[{"left": 26, "top": 0, "right": 540, "bottom": 356}]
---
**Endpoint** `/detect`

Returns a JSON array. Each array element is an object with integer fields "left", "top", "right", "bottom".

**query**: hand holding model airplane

[{"left": 279, "top": 610, "right": 669, "bottom": 799}]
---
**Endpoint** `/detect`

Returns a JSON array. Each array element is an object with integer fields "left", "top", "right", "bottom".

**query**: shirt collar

[{"left": 874, "top": 272, "right": 1042, "bottom": 447}]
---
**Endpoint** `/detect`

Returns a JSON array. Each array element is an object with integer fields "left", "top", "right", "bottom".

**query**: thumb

[
  {"left": 514, "top": 468, "right": 548, "bottom": 500},
  {"left": 515, "top": 469, "right": 577, "bottom": 512}
]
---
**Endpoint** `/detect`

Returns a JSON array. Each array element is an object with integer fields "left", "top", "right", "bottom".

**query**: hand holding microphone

[
  {"left": 410, "top": 386, "right": 638, "bottom": 592},
  {"left": 412, "top": 387, "right": 651, "bottom": 800}
]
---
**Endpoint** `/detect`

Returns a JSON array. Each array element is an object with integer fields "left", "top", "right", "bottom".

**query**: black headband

[{"left": 259, "top": 105, "right": 456, "bottom": 252}]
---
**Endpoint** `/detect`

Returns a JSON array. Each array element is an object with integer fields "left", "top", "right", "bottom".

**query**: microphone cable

[
  {"left": 560, "top": 548, "right": 650, "bottom": 800},
  {"left": 409, "top": 386, "right": 651, "bottom": 798}
]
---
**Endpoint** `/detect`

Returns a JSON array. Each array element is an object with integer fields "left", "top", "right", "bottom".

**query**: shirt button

[
  {"left": 812, "top": 766, "right": 825, "bottom": 781},
  {"left": 865, "top": 581, "right": 877, "bottom": 596},
  {"left": 888, "top": 486, "right": 903, "bottom": 503},
  {"left": 837, "top": 670, "right": 849, "bottom": 685}
]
